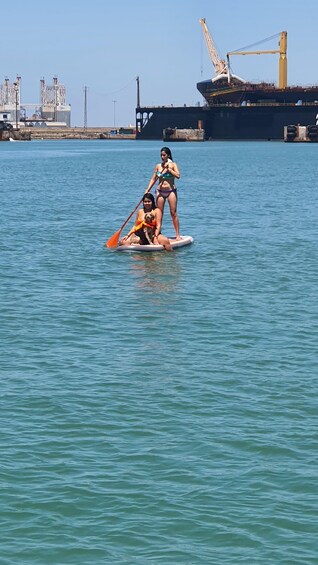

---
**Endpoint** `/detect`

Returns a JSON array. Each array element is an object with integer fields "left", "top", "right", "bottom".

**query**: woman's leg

[
  {"left": 119, "top": 233, "right": 140, "bottom": 246},
  {"left": 156, "top": 194, "right": 165, "bottom": 219},
  {"left": 157, "top": 233, "right": 172, "bottom": 251},
  {"left": 167, "top": 191, "right": 180, "bottom": 239}
]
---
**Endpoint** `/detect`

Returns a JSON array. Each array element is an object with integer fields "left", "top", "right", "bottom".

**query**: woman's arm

[
  {"left": 125, "top": 209, "right": 143, "bottom": 237},
  {"left": 145, "top": 166, "right": 159, "bottom": 193},
  {"left": 168, "top": 161, "right": 180, "bottom": 179}
]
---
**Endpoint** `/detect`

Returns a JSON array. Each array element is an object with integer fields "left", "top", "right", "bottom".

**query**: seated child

[{"left": 120, "top": 212, "right": 157, "bottom": 245}]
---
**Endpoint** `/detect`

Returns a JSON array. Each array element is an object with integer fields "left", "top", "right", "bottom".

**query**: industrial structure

[
  {"left": 0, "top": 76, "right": 21, "bottom": 129},
  {"left": 0, "top": 76, "right": 71, "bottom": 129}
]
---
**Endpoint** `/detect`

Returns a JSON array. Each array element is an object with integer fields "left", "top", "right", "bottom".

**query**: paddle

[{"left": 105, "top": 193, "right": 147, "bottom": 248}]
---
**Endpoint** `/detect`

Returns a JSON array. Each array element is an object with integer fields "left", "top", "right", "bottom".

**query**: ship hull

[{"left": 136, "top": 104, "right": 318, "bottom": 140}]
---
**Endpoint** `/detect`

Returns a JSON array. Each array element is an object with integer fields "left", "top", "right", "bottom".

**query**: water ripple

[{"left": 1, "top": 140, "right": 317, "bottom": 564}]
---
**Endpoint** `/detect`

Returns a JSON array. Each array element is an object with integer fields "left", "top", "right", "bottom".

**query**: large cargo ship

[{"left": 136, "top": 22, "right": 318, "bottom": 141}]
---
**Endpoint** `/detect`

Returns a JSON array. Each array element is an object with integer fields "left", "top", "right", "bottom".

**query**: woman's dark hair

[
  {"left": 161, "top": 146, "right": 173, "bottom": 160},
  {"left": 142, "top": 192, "right": 156, "bottom": 210}
]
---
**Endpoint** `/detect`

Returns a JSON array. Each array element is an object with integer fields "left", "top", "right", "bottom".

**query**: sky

[{"left": 2, "top": 0, "right": 318, "bottom": 127}]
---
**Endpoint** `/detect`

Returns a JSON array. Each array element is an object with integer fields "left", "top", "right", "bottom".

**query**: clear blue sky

[{"left": 2, "top": 0, "right": 318, "bottom": 127}]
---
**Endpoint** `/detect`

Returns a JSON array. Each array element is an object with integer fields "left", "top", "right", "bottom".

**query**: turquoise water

[{"left": 1, "top": 139, "right": 317, "bottom": 564}]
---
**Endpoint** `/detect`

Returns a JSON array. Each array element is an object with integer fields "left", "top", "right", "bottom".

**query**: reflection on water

[{"left": 129, "top": 252, "right": 181, "bottom": 306}]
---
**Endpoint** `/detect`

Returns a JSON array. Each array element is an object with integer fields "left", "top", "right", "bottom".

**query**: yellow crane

[{"left": 227, "top": 32, "right": 287, "bottom": 88}]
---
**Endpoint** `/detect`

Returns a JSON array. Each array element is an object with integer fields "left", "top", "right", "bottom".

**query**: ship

[{"left": 136, "top": 20, "right": 318, "bottom": 141}]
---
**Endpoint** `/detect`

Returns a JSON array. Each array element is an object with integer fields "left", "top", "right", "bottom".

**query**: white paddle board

[{"left": 117, "top": 235, "right": 193, "bottom": 252}]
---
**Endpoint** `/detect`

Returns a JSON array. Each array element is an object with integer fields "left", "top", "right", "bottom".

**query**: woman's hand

[{"left": 165, "top": 163, "right": 174, "bottom": 175}]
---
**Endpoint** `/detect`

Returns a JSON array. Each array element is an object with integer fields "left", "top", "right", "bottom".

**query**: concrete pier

[{"left": 21, "top": 127, "right": 136, "bottom": 140}]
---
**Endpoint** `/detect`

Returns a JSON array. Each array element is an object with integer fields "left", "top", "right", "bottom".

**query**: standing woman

[{"left": 146, "top": 147, "right": 181, "bottom": 240}]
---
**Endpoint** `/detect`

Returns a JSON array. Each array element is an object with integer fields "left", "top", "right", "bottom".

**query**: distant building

[
  {"left": 0, "top": 77, "right": 20, "bottom": 126},
  {"left": 0, "top": 111, "right": 12, "bottom": 121},
  {"left": 40, "top": 77, "right": 71, "bottom": 126},
  {"left": 0, "top": 75, "right": 71, "bottom": 128}
]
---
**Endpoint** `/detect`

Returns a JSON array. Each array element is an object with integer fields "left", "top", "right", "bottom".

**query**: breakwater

[{"left": 1, "top": 127, "right": 136, "bottom": 141}]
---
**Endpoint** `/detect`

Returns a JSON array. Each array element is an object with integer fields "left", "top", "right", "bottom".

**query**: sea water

[{"left": 1, "top": 139, "right": 317, "bottom": 564}]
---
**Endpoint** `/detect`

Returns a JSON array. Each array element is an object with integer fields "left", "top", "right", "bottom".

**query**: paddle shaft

[
  {"left": 118, "top": 195, "right": 145, "bottom": 233},
  {"left": 105, "top": 192, "right": 151, "bottom": 248}
]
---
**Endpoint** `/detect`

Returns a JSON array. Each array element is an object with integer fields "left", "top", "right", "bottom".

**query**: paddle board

[{"left": 117, "top": 235, "right": 193, "bottom": 252}]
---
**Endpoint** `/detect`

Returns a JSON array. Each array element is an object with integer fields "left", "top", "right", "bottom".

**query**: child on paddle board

[{"left": 119, "top": 193, "right": 172, "bottom": 251}]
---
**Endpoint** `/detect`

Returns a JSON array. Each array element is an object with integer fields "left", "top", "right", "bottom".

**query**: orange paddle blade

[
  {"left": 105, "top": 230, "right": 121, "bottom": 248},
  {"left": 105, "top": 194, "right": 147, "bottom": 249}
]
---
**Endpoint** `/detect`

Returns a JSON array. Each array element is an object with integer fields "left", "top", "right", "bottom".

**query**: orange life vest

[{"left": 131, "top": 218, "right": 157, "bottom": 233}]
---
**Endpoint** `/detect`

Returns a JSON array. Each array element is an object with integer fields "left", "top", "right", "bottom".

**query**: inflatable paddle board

[{"left": 117, "top": 235, "right": 193, "bottom": 252}]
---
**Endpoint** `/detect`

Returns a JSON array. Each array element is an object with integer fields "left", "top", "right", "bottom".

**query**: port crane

[
  {"left": 199, "top": 18, "right": 245, "bottom": 84},
  {"left": 226, "top": 32, "right": 287, "bottom": 88}
]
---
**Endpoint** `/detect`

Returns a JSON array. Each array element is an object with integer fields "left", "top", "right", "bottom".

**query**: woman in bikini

[
  {"left": 119, "top": 193, "right": 172, "bottom": 251},
  {"left": 145, "top": 147, "right": 181, "bottom": 240}
]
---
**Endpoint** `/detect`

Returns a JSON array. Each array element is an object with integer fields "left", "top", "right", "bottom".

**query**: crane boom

[
  {"left": 227, "top": 31, "right": 287, "bottom": 88},
  {"left": 199, "top": 18, "right": 227, "bottom": 77}
]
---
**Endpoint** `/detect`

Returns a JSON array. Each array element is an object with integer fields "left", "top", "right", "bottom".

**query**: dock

[
  {"left": 163, "top": 127, "right": 205, "bottom": 142},
  {"left": 284, "top": 124, "right": 318, "bottom": 142},
  {"left": 0, "top": 127, "right": 136, "bottom": 141}
]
